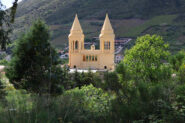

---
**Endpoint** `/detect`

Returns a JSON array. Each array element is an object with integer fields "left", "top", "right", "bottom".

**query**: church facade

[{"left": 68, "top": 14, "right": 115, "bottom": 70}]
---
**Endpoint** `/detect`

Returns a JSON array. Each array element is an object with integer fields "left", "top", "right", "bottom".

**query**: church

[{"left": 68, "top": 14, "right": 115, "bottom": 70}]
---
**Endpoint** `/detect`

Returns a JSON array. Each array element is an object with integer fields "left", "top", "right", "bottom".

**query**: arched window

[
  {"left": 86, "top": 55, "right": 89, "bottom": 61},
  {"left": 89, "top": 55, "right": 92, "bottom": 61},
  {"left": 92, "top": 56, "right": 94, "bottom": 61},
  {"left": 75, "top": 41, "right": 78, "bottom": 50},
  {"left": 83, "top": 55, "right": 85, "bottom": 61}
]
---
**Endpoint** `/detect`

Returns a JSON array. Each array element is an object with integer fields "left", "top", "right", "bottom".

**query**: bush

[
  {"left": 0, "top": 89, "right": 33, "bottom": 122},
  {"left": 0, "top": 84, "right": 114, "bottom": 123},
  {"left": 56, "top": 84, "right": 114, "bottom": 122}
]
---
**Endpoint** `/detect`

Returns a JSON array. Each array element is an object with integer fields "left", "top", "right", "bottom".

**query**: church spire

[
  {"left": 100, "top": 14, "right": 114, "bottom": 35},
  {"left": 70, "top": 14, "right": 83, "bottom": 34}
]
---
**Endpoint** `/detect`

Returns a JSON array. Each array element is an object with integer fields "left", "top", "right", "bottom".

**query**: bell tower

[
  {"left": 99, "top": 14, "right": 115, "bottom": 70},
  {"left": 99, "top": 14, "right": 115, "bottom": 53},
  {"left": 69, "top": 14, "right": 84, "bottom": 52},
  {"left": 68, "top": 14, "right": 84, "bottom": 67}
]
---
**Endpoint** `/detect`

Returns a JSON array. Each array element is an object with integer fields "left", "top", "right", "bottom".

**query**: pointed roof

[
  {"left": 70, "top": 14, "right": 83, "bottom": 34},
  {"left": 101, "top": 14, "right": 114, "bottom": 34}
]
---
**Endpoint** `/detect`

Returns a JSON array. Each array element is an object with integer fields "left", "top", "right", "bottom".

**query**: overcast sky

[{"left": 1, "top": 0, "right": 22, "bottom": 8}]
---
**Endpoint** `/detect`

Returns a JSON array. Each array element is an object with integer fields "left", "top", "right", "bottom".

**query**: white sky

[{"left": 1, "top": 0, "right": 22, "bottom": 8}]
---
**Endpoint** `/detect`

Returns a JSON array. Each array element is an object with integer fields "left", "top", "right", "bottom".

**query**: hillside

[{"left": 13, "top": 0, "right": 185, "bottom": 52}]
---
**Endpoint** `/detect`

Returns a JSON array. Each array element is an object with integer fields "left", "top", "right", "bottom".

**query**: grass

[{"left": 123, "top": 15, "right": 178, "bottom": 37}]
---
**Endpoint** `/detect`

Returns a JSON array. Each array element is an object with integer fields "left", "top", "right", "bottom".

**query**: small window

[
  {"left": 74, "top": 65, "right": 77, "bottom": 68},
  {"left": 92, "top": 56, "right": 94, "bottom": 61},
  {"left": 86, "top": 56, "right": 89, "bottom": 61},
  {"left": 89, "top": 55, "right": 92, "bottom": 61},
  {"left": 95, "top": 56, "right": 97, "bottom": 61},
  {"left": 104, "top": 66, "right": 107, "bottom": 69}
]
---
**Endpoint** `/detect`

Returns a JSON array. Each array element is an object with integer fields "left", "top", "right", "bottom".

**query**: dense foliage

[
  {"left": 124, "top": 34, "right": 170, "bottom": 82},
  {"left": 0, "top": 19, "right": 185, "bottom": 122}
]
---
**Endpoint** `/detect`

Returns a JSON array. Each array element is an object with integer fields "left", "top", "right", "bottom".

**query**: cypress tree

[{"left": 6, "top": 20, "right": 64, "bottom": 94}]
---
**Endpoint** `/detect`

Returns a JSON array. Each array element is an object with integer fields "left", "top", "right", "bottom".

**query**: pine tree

[{"left": 6, "top": 20, "right": 64, "bottom": 94}]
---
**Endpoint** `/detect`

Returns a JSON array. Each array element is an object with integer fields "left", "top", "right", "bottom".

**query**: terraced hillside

[{"left": 13, "top": 0, "right": 185, "bottom": 52}]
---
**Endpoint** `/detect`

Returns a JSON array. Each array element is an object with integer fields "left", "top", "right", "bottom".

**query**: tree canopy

[{"left": 124, "top": 34, "right": 170, "bottom": 82}]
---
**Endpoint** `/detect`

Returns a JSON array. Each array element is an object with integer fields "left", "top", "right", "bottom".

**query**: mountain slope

[{"left": 13, "top": 0, "right": 185, "bottom": 51}]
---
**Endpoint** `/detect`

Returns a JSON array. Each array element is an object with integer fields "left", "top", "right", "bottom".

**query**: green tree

[
  {"left": 0, "top": 0, "right": 18, "bottom": 50},
  {"left": 124, "top": 34, "right": 170, "bottom": 82},
  {"left": 169, "top": 50, "right": 185, "bottom": 71},
  {"left": 179, "top": 63, "right": 185, "bottom": 83},
  {"left": 108, "top": 35, "right": 179, "bottom": 122},
  {"left": 174, "top": 84, "right": 185, "bottom": 121},
  {"left": 103, "top": 71, "right": 122, "bottom": 94},
  {"left": 0, "top": 80, "right": 5, "bottom": 97},
  {"left": 73, "top": 70, "right": 83, "bottom": 88},
  {"left": 6, "top": 20, "right": 64, "bottom": 94},
  {"left": 71, "top": 70, "right": 102, "bottom": 89}
]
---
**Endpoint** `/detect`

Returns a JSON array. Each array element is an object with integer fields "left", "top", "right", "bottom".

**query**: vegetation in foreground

[{"left": 0, "top": 20, "right": 185, "bottom": 122}]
